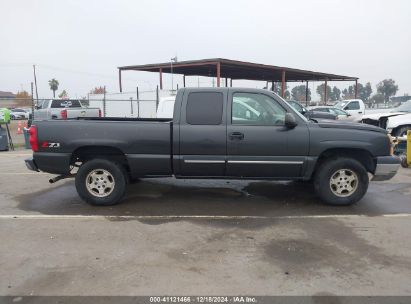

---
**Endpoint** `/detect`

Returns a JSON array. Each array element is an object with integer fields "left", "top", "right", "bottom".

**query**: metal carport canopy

[{"left": 118, "top": 58, "right": 359, "bottom": 99}]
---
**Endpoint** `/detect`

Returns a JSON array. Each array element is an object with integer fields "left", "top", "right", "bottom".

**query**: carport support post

[
  {"left": 230, "top": 79, "right": 233, "bottom": 87},
  {"left": 354, "top": 79, "right": 358, "bottom": 99},
  {"left": 103, "top": 86, "right": 106, "bottom": 117},
  {"left": 159, "top": 68, "right": 163, "bottom": 90},
  {"left": 156, "top": 85, "right": 159, "bottom": 110},
  {"left": 281, "top": 70, "right": 286, "bottom": 98},
  {"left": 305, "top": 81, "right": 309, "bottom": 107},
  {"left": 225, "top": 78, "right": 228, "bottom": 87},
  {"left": 183, "top": 75, "right": 186, "bottom": 87},
  {"left": 136, "top": 86, "right": 140, "bottom": 118},
  {"left": 324, "top": 79, "right": 328, "bottom": 105},
  {"left": 216, "top": 62, "right": 221, "bottom": 87},
  {"left": 118, "top": 69, "right": 122, "bottom": 92}
]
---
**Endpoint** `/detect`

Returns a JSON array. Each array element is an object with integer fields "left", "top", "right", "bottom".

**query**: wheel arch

[
  {"left": 71, "top": 145, "right": 130, "bottom": 173},
  {"left": 392, "top": 124, "right": 411, "bottom": 137},
  {"left": 312, "top": 148, "right": 375, "bottom": 177}
]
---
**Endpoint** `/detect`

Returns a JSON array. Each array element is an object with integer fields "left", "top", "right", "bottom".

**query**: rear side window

[
  {"left": 51, "top": 100, "right": 82, "bottom": 108},
  {"left": 186, "top": 92, "right": 223, "bottom": 125}
]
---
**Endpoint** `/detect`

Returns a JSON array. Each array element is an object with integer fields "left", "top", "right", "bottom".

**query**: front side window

[
  {"left": 232, "top": 93, "right": 286, "bottom": 125},
  {"left": 186, "top": 92, "right": 223, "bottom": 125},
  {"left": 345, "top": 101, "right": 360, "bottom": 110}
]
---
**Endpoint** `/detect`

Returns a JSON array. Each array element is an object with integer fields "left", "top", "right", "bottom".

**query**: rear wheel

[
  {"left": 75, "top": 159, "right": 127, "bottom": 206},
  {"left": 314, "top": 158, "right": 369, "bottom": 206}
]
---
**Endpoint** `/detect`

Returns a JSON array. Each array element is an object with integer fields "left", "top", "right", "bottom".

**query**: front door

[{"left": 226, "top": 90, "right": 308, "bottom": 178}]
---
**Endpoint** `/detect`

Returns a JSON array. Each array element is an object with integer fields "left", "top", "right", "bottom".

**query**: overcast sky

[{"left": 1, "top": 0, "right": 410, "bottom": 99}]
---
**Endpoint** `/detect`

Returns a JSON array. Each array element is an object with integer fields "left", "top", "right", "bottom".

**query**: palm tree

[{"left": 48, "top": 78, "right": 59, "bottom": 98}]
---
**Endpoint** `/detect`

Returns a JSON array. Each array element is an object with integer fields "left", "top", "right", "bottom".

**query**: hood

[
  {"left": 361, "top": 112, "right": 405, "bottom": 121},
  {"left": 316, "top": 121, "right": 387, "bottom": 133},
  {"left": 387, "top": 113, "right": 411, "bottom": 128}
]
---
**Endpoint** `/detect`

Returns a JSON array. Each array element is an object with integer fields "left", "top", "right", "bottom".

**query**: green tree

[
  {"left": 48, "top": 78, "right": 59, "bottom": 98},
  {"left": 58, "top": 90, "right": 68, "bottom": 99},
  {"left": 342, "top": 86, "right": 355, "bottom": 99},
  {"left": 358, "top": 82, "right": 373, "bottom": 102},
  {"left": 291, "top": 85, "right": 311, "bottom": 102},
  {"left": 271, "top": 82, "right": 290, "bottom": 100},
  {"left": 341, "top": 82, "right": 373, "bottom": 101},
  {"left": 316, "top": 84, "right": 332, "bottom": 103},
  {"left": 329, "top": 86, "right": 341, "bottom": 101},
  {"left": 377, "top": 79, "right": 398, "bottom": 103},
  {"left": 370, "top": 93, "right": 385, "bottom": 104}
]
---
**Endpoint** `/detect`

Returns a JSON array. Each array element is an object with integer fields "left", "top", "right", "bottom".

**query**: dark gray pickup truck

[{"left": 25, "top": 88, "right": 400, "bottom": 206}]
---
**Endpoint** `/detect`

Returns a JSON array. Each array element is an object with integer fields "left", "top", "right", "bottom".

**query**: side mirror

[
  {"left": 301, "top": 107, "right": 307, "bottom": 115},
  {"left": 285, "top": 113, "right": 297, "bottom": 128}
]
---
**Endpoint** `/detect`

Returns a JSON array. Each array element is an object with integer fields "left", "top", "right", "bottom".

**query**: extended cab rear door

[
  {"left": 226, "top": 89, "right": 309, "bottom": 178},
  {"left": 176, "top": 88, "right": 227, "bottom": 177}
]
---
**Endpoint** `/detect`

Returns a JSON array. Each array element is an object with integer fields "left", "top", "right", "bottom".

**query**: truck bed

[{"left": 33, "top": 119, "right": 173, "bottom": 177}]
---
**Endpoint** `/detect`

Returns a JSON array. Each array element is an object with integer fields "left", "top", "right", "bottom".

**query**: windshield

[
  {"left": 330, "top": 108, "right": 348, "bottom": 115},
  {"left": 334, "top": 101, "right": 348, "bottom": 109},
  {"left": 393, "top": 102, "right": 411, "bottom": 112}
]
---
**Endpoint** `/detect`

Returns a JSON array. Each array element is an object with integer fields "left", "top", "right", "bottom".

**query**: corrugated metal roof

[{"left": 119, "top": 58, "right": 357, "bottom": 82}]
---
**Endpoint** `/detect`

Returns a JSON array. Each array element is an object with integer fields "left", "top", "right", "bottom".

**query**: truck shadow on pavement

[{"left": 16, "top": 177, "right": 411, "bottom": 217}]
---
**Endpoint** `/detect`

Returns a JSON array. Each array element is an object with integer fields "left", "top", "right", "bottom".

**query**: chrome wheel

[
  {"left": 85, "top": 169, "right": 115, "bottom": 197},
  {"left": 329, "top": 169, "right": 358, "bottom": 197}
]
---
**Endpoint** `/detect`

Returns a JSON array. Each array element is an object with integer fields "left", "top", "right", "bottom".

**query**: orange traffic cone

[{"left": 17, "top": 121, "right": 23, "bottom": 135}]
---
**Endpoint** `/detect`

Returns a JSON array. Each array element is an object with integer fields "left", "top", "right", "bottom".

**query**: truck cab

[{"left": 334, "top": 99, "right": 365, "bottom": 121}]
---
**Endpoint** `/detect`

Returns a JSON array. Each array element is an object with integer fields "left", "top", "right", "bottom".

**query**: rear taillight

[
  {"left": 61, "top": 109, "right": 68, "bottom": 120},
  {"left": 98, "top": 109, "right": 102, "bottom": 117},
  {"left": 29, "top": 125, "right": 39, "bottom": 152}
]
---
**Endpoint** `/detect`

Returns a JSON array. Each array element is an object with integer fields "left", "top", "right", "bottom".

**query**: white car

[
  {"left": 334, "top": 99, "right": 365, "bottom": 121},
  {"left": 308, "top": 106, "right": 356, "bottom": 121},
  {"left": 10, "top": 108, "right": 30, "bottom": 120},
  {"left": 386, "top": 113, "right": 411, "bottom": 137},
  {"left": 361, "top": 102, "right": 411, "bottom": 136}
]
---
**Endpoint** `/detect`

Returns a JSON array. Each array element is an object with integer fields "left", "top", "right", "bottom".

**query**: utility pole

[
  {"left": 33, "top": 65, "right": 39, "bottom": 105},
  {"left": 31, "top": 82, "right": 35, "bottom": 121}
]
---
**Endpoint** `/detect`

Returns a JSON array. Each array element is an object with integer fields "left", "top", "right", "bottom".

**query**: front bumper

[
  {"left": 25, "top": 157, "right": 39, "bottom": 172},
  {"left": 372, "top": 156, "right": 401, "bottom": 181}
]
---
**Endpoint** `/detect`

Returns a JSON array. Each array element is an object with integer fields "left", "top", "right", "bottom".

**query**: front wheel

[
  {"left": 314, "top": 158, "right": 369, "bottom": 206},
  {"left": 75, "top": 159, "right": 127, "bottom": 206},
  {"left": 393, "top": 126, "right": 411, "bottom": 137}
]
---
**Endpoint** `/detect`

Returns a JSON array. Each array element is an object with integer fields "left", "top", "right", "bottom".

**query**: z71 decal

[{"left": 41, "top": 142, "right": 61, "bottom": 148}]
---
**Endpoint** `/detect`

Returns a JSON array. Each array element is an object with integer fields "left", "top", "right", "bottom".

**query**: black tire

[
  {"left": 313, "top": 158, "right": 369, "bottom": 206},
  {"left": 393, "top": 126, "right": 411, "bottom": 137},
  {"left": 75, "top": 159, "right": 127, "bottom": 206}
]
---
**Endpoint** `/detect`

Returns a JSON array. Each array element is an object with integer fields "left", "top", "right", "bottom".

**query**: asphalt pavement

[{"left": 0, "top": 150, "right": 411, "bottom": 296}]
